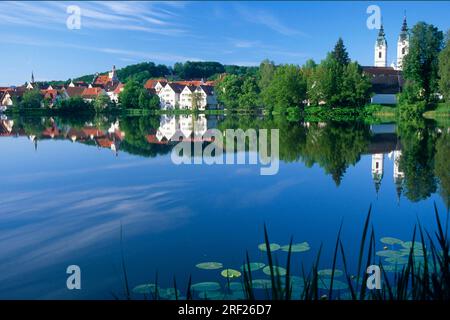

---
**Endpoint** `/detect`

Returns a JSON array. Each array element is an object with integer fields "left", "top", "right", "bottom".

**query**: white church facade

[{"left": 363, "top": 17, "right": 409, "bottom": 105}]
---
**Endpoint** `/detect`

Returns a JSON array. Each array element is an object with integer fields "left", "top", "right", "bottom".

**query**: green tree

[
  {"left": 119, "top": 79, "right": 159, "bottom": 109},
  {"left": 332, "top": 37, "right": 350, "bottom": 66},
  {"left": 238, "top": 76, "right": 260, "bottom": 110},
  {"left": 216, "top": 74, "right": 244, "bottom": 109},
  {"left": 93, "top": 94, "right": 111, "bottom": 112},
  {"left": 340, "top": 62, "right": 372, "bottom": 107},
  {"left": 401, "top": 22, "right": 444, "bottom": 105},
  {"left": 258, "top": 59, "right": 276, "bottom": 91},
  {"left": 261, "top": 64, "right": 307, "bottom": 114},
  {"left": 308, "top": 54, "right": 341, "bottom": 106},
  {"left": 20, "top": 90, "right": 43, "bottom": 109},
  {"left": 438, "top": 30, "right": 450, "bottom": 102}
]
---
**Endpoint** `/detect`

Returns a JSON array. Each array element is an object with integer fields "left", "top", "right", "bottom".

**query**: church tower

[
  {"left": 396, "top": 16, "right": 409, "bottom": 70},
  {"left": 374, "top": 24, "right": 388, "bottom": 67},
  {"left": 108, "top": 65, "right": 118, "bottom": 83},
  {"left": 393, "top": 150, "right": 405, "bottom": 203},
  {"left": 372, "top": 153, "right": 384, "bottom": 194}
]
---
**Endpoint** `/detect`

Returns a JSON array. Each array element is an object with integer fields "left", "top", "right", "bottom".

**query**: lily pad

[
  {"left": 132, "top": 283, "right": 159, "bottom": 295},
  {"left": 191, "top": 282, "right": 221, "bottom": 292},
  {"left": 262, "top": 266, "right": 287, "bottom": 276},
  {"left": 221, "top": 269, "right": 242, "bottom": 279},
  {"left": 380, "top": 237, "right": 404, "bottom": 245},
  {"left": 376, "top": 250, "right": 404, "bottom": 258},
  {"left": 401, "top": 241, "right": 423, "bottom": 249},
  {"left": 159, "top": 288, "right": 181, "bottom": 299},
  {"left": 399, "top": 247, "right": 424, "bottom": 257},
  {"left": 240, "top": 262, "right": 265, "bottom": 272},
  {"left": 198, "top": 290, "right": 225, "bottom": 300},
  {"left": 318, "top": 269, "right": 344, "bottom": 278},
  {"left": 258, "top": 243, "right": 281, "bottom": 252},
  {"left": 226, "top": 282, "right": 244, "bottom": 291},
  {"left": 385, "top": 256, "right": 409, "bottom": 265},
  {"left": 196, "top": 262, "right": 223, "bottom": 270},
  {"left": 251, "top": 279, "right": 272, "bottom": 289},
  {"left": 317, "top": 278, "right": 349, "bottom": 290},
  {"left": 281, "top": 242, "right": 311, "bottom": 253}
]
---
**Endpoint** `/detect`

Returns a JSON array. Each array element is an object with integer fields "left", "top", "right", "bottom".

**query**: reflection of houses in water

[
  {"left": 0, "top": 117, "right": 125, "bottom": 156},
  {"left": 368, "top": 124, "right": 404, "bottom": 198},
  {"left": 150, "top": 114, "right": 214, "bottom": 144}
]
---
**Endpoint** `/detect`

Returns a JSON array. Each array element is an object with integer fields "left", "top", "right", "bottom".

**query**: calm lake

[{"left": 0, "top": 113, "right": 448, "bottom": 299}]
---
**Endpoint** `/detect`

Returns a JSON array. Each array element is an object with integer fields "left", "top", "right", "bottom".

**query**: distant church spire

[
  {"left": 31, "top": 71, "right": 35, "bottom": 84},
  {"left": 374, "top": 24, "right": 388, "bottom": 67},
  {"left": 396, "top": 14, "right": 409, "bottom": 70}
]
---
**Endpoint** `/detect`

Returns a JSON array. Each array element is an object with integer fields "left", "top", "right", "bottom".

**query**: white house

[{"left": 158, "top": 83, "right": 183, "bottom": 110}]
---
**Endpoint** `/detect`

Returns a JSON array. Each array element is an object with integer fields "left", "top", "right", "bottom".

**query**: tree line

[{"left": 216, "top": 38, "right": 373, "bottom": 114}]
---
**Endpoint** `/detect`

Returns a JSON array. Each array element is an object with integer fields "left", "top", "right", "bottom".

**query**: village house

[{"left": 81, "top": 87, "right": 106, "bottom": 103}]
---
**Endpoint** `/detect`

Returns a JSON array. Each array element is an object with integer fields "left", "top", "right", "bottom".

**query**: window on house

[
  {"left": 402, "top": 47, "right": 405, "bottom": 55},
  {"left": 379, "top": 52, "right": 382, "bottom": 58},
  {"left": 376, "top": 162, "right": 379, "bottom": 169}
]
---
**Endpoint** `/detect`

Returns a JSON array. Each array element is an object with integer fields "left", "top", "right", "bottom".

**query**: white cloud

[{"left": 236, "top": 5, "right": 308, "bottom": 37}]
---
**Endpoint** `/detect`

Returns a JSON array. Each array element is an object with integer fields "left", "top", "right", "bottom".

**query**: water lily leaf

[
  {"left": 258, "top": 243, "right": 281, "bottom": 252},
  {"left": 376, "top": 250, "right": 403, "bottom": 258},
  {"left": 240, "top": 262, "right": 265, "bottom": 272},
  {"left": 385, "top": 256, "right": 409, "bottom": 265},
  {"left": 159, "top": 288, "right": 181, "bottom": 299},
  {"left": 198, "top": 290, "right": 225, "bottom": 300},
  {"left": 281, "top": 242, "right": 311, "bottom": 253},
  {"left": 196, "top": 262, "right": 223, "bottom": 270},
  {"left": 132, "top": 283, "right": 159, "bottom": 295},
  {"left": 262, "top": 266, "right": 287, "bottom": 276},
  {"left": 318, "top": 269, "right": 344, "bottom": 277},
  {"left": 317, "top": 278, "right": 349, "bottom": 290},
  {"left": 226, "top": 282, "right": 244, "bottom": 291},
  {"left": 380, "top": 237, "right": 404, "bottom": 245},
  {"left": 252, "top": 279, "right": 272, "bottom": 289},
  {"left": 401, "top": 241, "right": 423, "bottom": 249},
  {"left": 221, "top": 269, "right": 242, "bottom": 279},
  {"left": 191, "top": 282, "right": 221, "bottom": 292},
  {"left": 399, "top": 247, "right": 424, "bottom": 257}
]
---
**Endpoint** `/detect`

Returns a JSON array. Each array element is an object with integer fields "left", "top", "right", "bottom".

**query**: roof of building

[
  {"left": 144, "top": 79, "right": 168, "bottom": 89},
  {"left": 65, "top": 86, "right": 85, "bottom": 97},
  {"left": 199, "top": 85, "right": 215, "bottom": 96},
  {"left": 362, "top": 66, "right": 403, "bottom": 94},
  {"left": 113, "top": 83, "right": 124, "bottom": 94},
  {"left": 82, "top": 87, "right": 104, "bottom": 99},
  {"left": 93, "top": 74, "right": 110, "bottom": 86},
  {"left": 166, "top": 83, "right": 185, "bottom": 93}
]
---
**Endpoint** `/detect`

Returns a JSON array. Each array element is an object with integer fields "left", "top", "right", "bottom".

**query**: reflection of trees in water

[
  {"left": 300, "top": 122, "right": 370, "bottom": 186},
  {"left": 398, "top": 119, "right": 438, "bottom": 202},
  {"left": 434, "top": 130, "right": 450, "bottom": 209},
  {"left": 5, "top": 113, "right": 449, "bottom": 204},
  {"left": 119, "top": 116, "right": 172, "bottom": 158},
  {"left": 219, "top": 116, "right": 371, "bottom": 186}
]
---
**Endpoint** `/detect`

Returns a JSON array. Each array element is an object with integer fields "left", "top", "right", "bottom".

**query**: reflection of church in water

[{"left": 369, "top": 124, "right": 404, "bottom": 200}]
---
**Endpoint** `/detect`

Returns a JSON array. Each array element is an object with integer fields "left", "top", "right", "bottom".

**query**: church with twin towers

[
  {"left": 367, "top": 17, "right": 409, "bottom": 200},
  {"left": 374, "top": 16, "right": 409, "bottom": 70}
]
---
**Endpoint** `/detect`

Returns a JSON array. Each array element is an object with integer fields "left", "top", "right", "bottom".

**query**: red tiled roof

[
  {"left": 96, "top": 138, "right": 113, "bottom": 148},
  {"left": 144, "top": 78, "right": 167, "bottom": 89},
  {"left": 82, "top": 87, "right": 104, "bottom": 98},
  {"left": 93, "top": 75, "right": 110, "bottom": 86},
  {"left": 113, "top": 83, "right": 124, "bottom": 94},
  {"left": 65, "top": 86, "right": 85, "bottom": 97}
]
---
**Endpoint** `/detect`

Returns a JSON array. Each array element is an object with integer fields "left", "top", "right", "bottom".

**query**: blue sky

[{"left": 0, "top": 1, "right": 449, "bottom": 86}]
